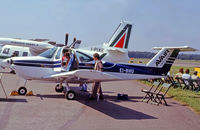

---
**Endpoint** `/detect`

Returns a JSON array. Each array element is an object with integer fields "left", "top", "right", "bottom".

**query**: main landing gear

[
  {"left": 55, "top": 83, "right": 76, "bottom": 100},
  {"left": 55, "top": 84, "right": 64, "bottom": 93},
  {"left": 65, "top": 90, "right": 76, "bottom": 100}
]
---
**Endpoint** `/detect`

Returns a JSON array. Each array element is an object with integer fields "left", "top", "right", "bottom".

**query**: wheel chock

[
  {"left": 10, "top": 90, "right": 19, "bottom": 96},
  {"left": 25, "top": 91, "right": 34, "bottom": 96}
]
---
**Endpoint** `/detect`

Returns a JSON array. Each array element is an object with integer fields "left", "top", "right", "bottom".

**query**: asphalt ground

[{"left": 0, "top": 73, "right": 200, "bottom": 130}]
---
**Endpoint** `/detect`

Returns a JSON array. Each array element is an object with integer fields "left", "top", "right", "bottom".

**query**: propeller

[
  {"left": 65, "top": 33, "right": 69, "bottom": 46},
  {"left": 73, "top": 37, "right": 76, "bottom": 43}
]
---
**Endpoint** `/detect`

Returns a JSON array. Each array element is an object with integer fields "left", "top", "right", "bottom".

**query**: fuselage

[
  {"left": 3, "top": 46, "right": 166, "bottom": 83},
  {"left": 0, "top": 45, "right": 31, "bottom": 59},
  {"left": 0, "top": 38, "right": 54, "bottom": 57}
]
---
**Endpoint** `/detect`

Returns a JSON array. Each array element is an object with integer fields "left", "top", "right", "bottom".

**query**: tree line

[{"left": 128, "top": 51, "right": 200, "bottom": 60}]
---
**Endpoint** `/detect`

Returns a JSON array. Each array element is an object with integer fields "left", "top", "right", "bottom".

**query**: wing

[{"left": 42, "top": 69, "right": 121, "bottom": 82}]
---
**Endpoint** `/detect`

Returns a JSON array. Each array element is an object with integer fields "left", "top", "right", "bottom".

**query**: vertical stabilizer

[
  {"left": 146, "top": 46, "right": 197, "bottom": 74},
  {"left": 103, "top": 21, "right": 132, "bottom": 53}
]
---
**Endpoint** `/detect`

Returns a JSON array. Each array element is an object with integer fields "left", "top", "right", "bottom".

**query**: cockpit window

[
  {"left": 39, "top": 47, "right": 57, "bottom": 58},
  {"left": 76, "top": 51, "right": 93, "bottom": 62},
  {"left": 3, "top": 48, "right": 10, "bottom": 54}
]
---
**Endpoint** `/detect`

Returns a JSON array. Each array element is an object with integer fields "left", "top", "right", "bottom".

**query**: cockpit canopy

[
  {"left": 39, "top": 47, "right": 57, "bottom": 59},
  {"left": 39, "top": 47, "right": 93, "bottom": 63}
]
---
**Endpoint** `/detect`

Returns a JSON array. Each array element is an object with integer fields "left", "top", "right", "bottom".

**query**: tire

[
  {"left": 18, "top": 87, "right": 27, "bottom": 95},
  {"left": 55, "top": 84, "right": 64, "bottom": 93},
  {"left": 66, "top": 91, "right": 76, "bottom": 100}
]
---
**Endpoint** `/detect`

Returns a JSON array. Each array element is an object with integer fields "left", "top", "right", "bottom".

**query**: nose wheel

[{"left": 18, "top": 87, "right": 27, "bottom": 95}]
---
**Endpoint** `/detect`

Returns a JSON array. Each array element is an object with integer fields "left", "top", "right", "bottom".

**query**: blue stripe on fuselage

[
  {"left": 13, "top": 60, "right": 167, "bottom": 76},
  {"left": 13, "top": 60, "right": 61, "bottom": 68},
  {"left": 14, "top": 60, "right": 61, "bottom": 64},
  {"left": 102, "top": 62, "right": 166, "bottom": 76},
  {"left": 79, "top": 62, "right": 167, "bottom": 76}
]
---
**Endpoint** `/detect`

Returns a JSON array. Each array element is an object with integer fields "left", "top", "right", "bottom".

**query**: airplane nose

[
  {"left": 6, "top": 59, "right": 13, "bottom": 64},
  {"left": 1, "top": 58, "right": 13, "bottom": 68}
]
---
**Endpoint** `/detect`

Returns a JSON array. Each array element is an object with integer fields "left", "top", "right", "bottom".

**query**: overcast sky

[{"left": 0, "top": 0, "right": 200, "bottom": 53}]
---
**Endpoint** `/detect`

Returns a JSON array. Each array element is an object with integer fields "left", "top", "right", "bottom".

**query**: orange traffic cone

[
  {"left": 10, "top": 90, "right": 19, "bottom": 96},
  {"left": 26, "top": 91, "right": 34, "bottom": 96}
]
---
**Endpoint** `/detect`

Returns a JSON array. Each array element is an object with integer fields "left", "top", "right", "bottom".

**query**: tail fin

[
  {"left": 103, "top": 21, "right": 132, "bottom": 53},
  {"left": 146, "top": 46, "right": 197, "bottom": 74}
]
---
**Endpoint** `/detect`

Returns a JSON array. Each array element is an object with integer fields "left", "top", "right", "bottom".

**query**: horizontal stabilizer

[{"left": 152, "top": 46, "right": 198, "bottom": 52}]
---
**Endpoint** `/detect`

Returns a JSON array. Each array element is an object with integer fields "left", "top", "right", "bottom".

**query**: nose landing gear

[
  {"left": 18, "top": 80, "right": 28, "bottom": 95},
  {"left": 18, "top": 87, "right": 27, "bottom": 95}
]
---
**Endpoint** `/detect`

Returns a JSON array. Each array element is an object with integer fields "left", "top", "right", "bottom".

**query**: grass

[{"left": 168, "top": 88, "right": 200, "bottom": 114}]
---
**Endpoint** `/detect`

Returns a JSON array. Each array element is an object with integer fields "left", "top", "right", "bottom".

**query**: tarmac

[{"left": 0, "top": 73, "right": 200, "bottom": 130}]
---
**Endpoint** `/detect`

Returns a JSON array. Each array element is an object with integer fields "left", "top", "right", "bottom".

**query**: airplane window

[
  {"left": 23, "top": 52, "right": 28, "bottom": 56},
  {"left": 55, "top": 47, "right": 62, "bottom": 59},
  {"left": 2, "top": 48, "right": 10, "bottom": 54},
  {"left": 39, "top": 47, "right": 57, "bottom": 59},
  {"left": 76, "top": 51, "right": 93, "bottom": 62},
  {"left": 13, "top": 51, "right": 19, "bottom": 56}
]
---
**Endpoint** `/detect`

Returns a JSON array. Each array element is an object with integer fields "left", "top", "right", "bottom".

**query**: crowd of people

[{"left": 174, "top": 68, "right": 200, "bottom": 91}]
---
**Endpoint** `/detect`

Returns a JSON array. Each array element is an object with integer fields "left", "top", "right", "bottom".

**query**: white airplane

[
  {"left": 0, "top": 38, "right": 54, "bottom": 57},
  {"left": 0, "top": 21, "right": 132, "bottom": 63},
  {"left": 1, "top": 45, "right": 197, "bottom": 100},
  {"left": 0, "top": 44, "right": 31, "bottom": 59}
]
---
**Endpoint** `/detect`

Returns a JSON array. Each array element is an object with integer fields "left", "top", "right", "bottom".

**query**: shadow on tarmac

[
  {"left": 36, "top": 92, "right": 157, "bottom": 120},
  {"left": 0, "top": 98, "right": 27, "bottom": 103},
  {"left": 83, "top": 100, "right": 157, "bottom": 120}
]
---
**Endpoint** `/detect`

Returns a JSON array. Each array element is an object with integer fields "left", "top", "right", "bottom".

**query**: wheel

[
  {"left": 55, "top": 84, "right": 64, "bottom": 93},
  {"left": 18, "top": 87, "right": 27, "bottom": 95},
  {"left": 66, "top": 91, "right": 76, "bottom": 100}
]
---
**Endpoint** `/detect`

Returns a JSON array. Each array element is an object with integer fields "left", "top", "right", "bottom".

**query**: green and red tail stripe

[{"left": 109, "top": 23, "right": 132, "bottom": 49}]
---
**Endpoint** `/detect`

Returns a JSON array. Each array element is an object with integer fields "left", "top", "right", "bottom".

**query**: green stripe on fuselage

[{"left": 0, "top": 56, "right": 10, "bottom": 59}]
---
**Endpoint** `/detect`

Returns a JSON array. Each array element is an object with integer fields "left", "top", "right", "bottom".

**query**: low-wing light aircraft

[
  {"left": 0, "top": 21, "right": 132, "bottom": 64},
  {"left": 1, "top": 45, "right": 197, "bottom": 100}
]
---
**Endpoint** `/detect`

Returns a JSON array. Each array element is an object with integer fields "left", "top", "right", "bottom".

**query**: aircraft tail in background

[
  {"left": 103, "top": 21, "right": 132, "bottom": 53},
  {"left": 146, "top": 46, "right": 197, "bottom": 75}
]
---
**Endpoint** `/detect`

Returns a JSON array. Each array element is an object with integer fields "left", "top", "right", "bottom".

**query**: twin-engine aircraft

[
  {"left": 2, "top": 45, "right": 197, "bottom": 100},
  {"left": 0, "top": 21, "right": 132, "bottom": 63}
]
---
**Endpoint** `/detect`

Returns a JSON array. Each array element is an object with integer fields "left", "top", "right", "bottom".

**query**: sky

[{"left": 0, "top": 0, "right": 200, "bottom": 53}]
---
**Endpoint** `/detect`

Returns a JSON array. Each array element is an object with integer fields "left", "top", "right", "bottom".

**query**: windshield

[
  {"left": 76, "top": 51, "right": 93, "bottom": 62},
  {"left": 39, "top": 47, "right": 57, "bottom": 58}
]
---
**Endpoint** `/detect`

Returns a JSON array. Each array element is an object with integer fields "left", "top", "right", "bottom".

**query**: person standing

[
  {"left": 62, "top": 52, "right": 70, "bottom": 67},
  {"left": 89, "top": 53, "right": 104, "bottom": 100}
]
